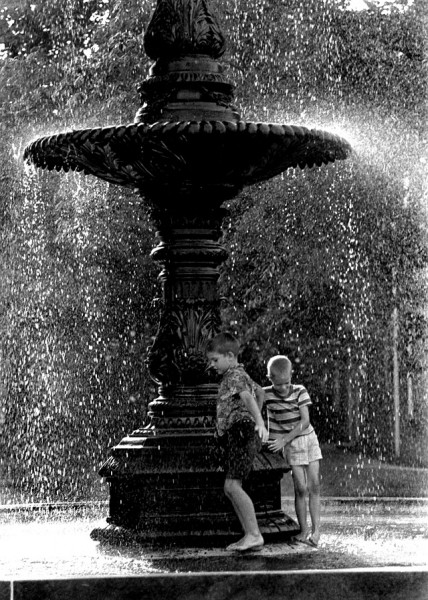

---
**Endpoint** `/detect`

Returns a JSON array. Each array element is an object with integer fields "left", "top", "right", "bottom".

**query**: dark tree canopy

[{"left": 0, "top": 0, "right": 426, "bottom": 500}]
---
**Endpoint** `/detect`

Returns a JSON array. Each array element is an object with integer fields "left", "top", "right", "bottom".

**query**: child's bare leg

[
  {"left": 307, "top": 460, "right": 321, "bottom": 544},
  {"left": 291, "top": 466, "right": 310, "bottom": 541},
  {"left": 225, "top": 501, "right": 248, "bottom": 550},
  {"left": 224, "top": 484, "right": 246, "bottom": 543},
  {"left": 224, "top": 478, "right": 264, "bottom": 550}
]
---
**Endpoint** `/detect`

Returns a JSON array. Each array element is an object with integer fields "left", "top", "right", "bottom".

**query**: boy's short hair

[
  {"left": 267, "top": 355, "right": 292, "bottom": 376},
  {"left": 206, "top": 332, "right": 240, "bottom": 356}
]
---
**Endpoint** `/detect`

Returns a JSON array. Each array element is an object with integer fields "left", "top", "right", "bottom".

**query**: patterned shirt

[
  {"left": 216, "top": 364, "right": 256, "bottom": 436},
  {"left": 263, "top": 384, "right": 314, "bottom": 441}
]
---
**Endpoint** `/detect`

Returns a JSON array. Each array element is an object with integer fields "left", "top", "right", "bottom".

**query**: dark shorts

[{"left": 217, "top": 419, "right": 260, "bottom": 480}]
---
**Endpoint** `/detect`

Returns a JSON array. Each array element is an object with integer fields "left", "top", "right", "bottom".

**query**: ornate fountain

[{"left": 24, "top": 0, "right": 351, "bottom": 544}]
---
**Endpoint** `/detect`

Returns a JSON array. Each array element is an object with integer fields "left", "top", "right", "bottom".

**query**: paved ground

[
  {"left": 0, "top": 498, "right": 427, "bottom": 579},
  {"left": 0, "top": 443, "right": 427, "bottom": 580}
]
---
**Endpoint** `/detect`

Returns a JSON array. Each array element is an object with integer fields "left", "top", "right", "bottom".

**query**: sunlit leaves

[{"left": 0, "top": 0, "right": 426, "bottom": 501}]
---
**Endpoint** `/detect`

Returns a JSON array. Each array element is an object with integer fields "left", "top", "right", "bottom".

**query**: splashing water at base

[{"left": 0, "top": 499, "right": 427, "bottom": 579}]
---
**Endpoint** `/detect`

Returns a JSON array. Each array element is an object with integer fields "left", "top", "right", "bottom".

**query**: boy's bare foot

[
  {"left": 226, "top": 536, "right": 246, "bottom": 551},
  {"left": 292, "top": 528, "right": 311, "bottom": 543},
  {"left": 292, "top": 530, "right": 320, "bottom": 548},
  {"left": 308, "top": 531, "right": 320, "bottom": 546},
  {"left": 230, "top": 533, "right": 264, "bottom": 552}
]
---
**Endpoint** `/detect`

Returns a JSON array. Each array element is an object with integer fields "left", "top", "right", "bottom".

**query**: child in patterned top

[
  {"left": 207, "top": 332, "right": 268, "bottom": 552},
  {"left": 265, "top": 355, "right": 322, "bottom": 548}
]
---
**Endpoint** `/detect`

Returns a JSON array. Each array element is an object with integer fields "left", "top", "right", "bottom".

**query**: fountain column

[
  {"left": 145, "top": 199, "right": 227, "bottom": 426},
  {"left": 96, "top": 188, "right": 293, "bottom": 542}
]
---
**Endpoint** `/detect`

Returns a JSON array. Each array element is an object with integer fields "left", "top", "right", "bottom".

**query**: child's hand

[
  {"left": 255, "top": 423, "right": 269, "bottom": 443},
  {"left": 268, "top": 438, "right": 285, "bottom": 453}
]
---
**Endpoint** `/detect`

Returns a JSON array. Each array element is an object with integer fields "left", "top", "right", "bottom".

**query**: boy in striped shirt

[{"left": 265, "top": 355, "right": 322, "bottom": 547}]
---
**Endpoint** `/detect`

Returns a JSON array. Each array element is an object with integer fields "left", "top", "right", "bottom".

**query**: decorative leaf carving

[{"left": 148, "top": 298, "right": 221, "bottom": 385}]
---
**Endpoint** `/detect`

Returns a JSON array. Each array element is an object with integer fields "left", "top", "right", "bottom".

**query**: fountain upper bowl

[{"left": 24, "top": 119, "right": 352, "bottom": 195}]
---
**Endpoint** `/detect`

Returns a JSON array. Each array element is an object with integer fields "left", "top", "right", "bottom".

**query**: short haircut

[
  {"left": 267, "top": 355, "right": 292, "bottom": 376},
  {"left": 206, "top": 332, "right": 240, "bottom": 356}
]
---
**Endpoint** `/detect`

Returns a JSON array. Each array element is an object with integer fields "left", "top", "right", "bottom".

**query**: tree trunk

[{"left": 392, "top": 273, "right": 400, "bottom": 458}]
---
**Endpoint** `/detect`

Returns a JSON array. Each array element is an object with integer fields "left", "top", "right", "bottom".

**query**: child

[
  {"left": 265, "top": 355, "right": 322, "bottom": 547},
  {"left": 206, "top": 332, "right": 269, "bottom": 552}
]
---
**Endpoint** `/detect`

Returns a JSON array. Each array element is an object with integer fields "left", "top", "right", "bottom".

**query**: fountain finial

[
  {"left": 144, "top": 0, "right": 226, "bottom": 61},
  {"left": 136, "top": 0, "right": 235, "bottom": 123}
]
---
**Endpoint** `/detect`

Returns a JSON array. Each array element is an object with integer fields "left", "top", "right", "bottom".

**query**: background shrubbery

[{"left": 0, "top": 0, "right": 426, "bottom": 500}]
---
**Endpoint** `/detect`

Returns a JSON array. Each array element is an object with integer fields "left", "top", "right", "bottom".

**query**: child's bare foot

[
  {"left": 292, "top": 528, "right": 311, "bottom": 543},
  {"left": 231, "top": 533, "right": 264, "bottom": 552},
  {"left": 293, "top": 530, "right": 320, "bottom": 548},
  {"left": 226, "top": 536, "right": 246, "bottom": 551},
  {"left": 307, "top": 531, "right": 320, "bottom": 547}
]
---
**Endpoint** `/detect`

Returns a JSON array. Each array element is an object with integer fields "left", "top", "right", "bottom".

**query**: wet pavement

[{"left": 1, "top": 498, "right": 427, "bottom": 579}]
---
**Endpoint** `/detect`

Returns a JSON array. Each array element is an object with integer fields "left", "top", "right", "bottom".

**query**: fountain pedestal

[{"left": 92, "top": 188, "right": 296, "bottom": 544}]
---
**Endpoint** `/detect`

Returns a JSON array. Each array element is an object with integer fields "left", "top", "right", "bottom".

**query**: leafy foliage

[{"left": 0, "top": 0, "right": 426, "bottom": 501}]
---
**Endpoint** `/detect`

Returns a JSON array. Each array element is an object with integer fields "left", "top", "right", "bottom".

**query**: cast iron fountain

[{"left": 24, "top": 0, "right": 351, "bottom": 545}]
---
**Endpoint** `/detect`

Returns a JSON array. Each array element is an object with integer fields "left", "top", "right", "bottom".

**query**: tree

[{"left": 0, "top": 0, "right": 426, "bottom": 503}]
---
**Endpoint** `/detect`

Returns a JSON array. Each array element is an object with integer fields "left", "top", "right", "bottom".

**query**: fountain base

[
  {"left": 91, "top": 511, "right": 298, "bottom": 547},
  {"left": 91, "top": 428, "right": 299, "bottom": 546}
]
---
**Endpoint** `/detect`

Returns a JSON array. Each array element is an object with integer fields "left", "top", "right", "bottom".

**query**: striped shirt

[{"left": 263, "top": 384, "right": 314, "bottom": 440}]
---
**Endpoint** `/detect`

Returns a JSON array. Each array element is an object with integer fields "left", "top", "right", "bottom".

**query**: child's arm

[
  {"left": 254, "top": 385, "right": 265, "bottom": 411},
  {"left": 268, "top": 405, "right": 310, "bottom": 453},
  {"left": 240, "top": 390, "right": 269, "bottom": 442}
]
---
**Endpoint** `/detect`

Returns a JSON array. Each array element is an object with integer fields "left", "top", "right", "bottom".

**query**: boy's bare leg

[
  {"left": 307, "top": 460, "right": 321, "bottom": 545},
  {"left": 224, "top": 478, "right": 264, "bottom": 550},
  {"left": 291, "top": 466, "right": 311, "bottom": 541},
  {"left": 224, "top": 484, "right": 246, "bottom": 541}
]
